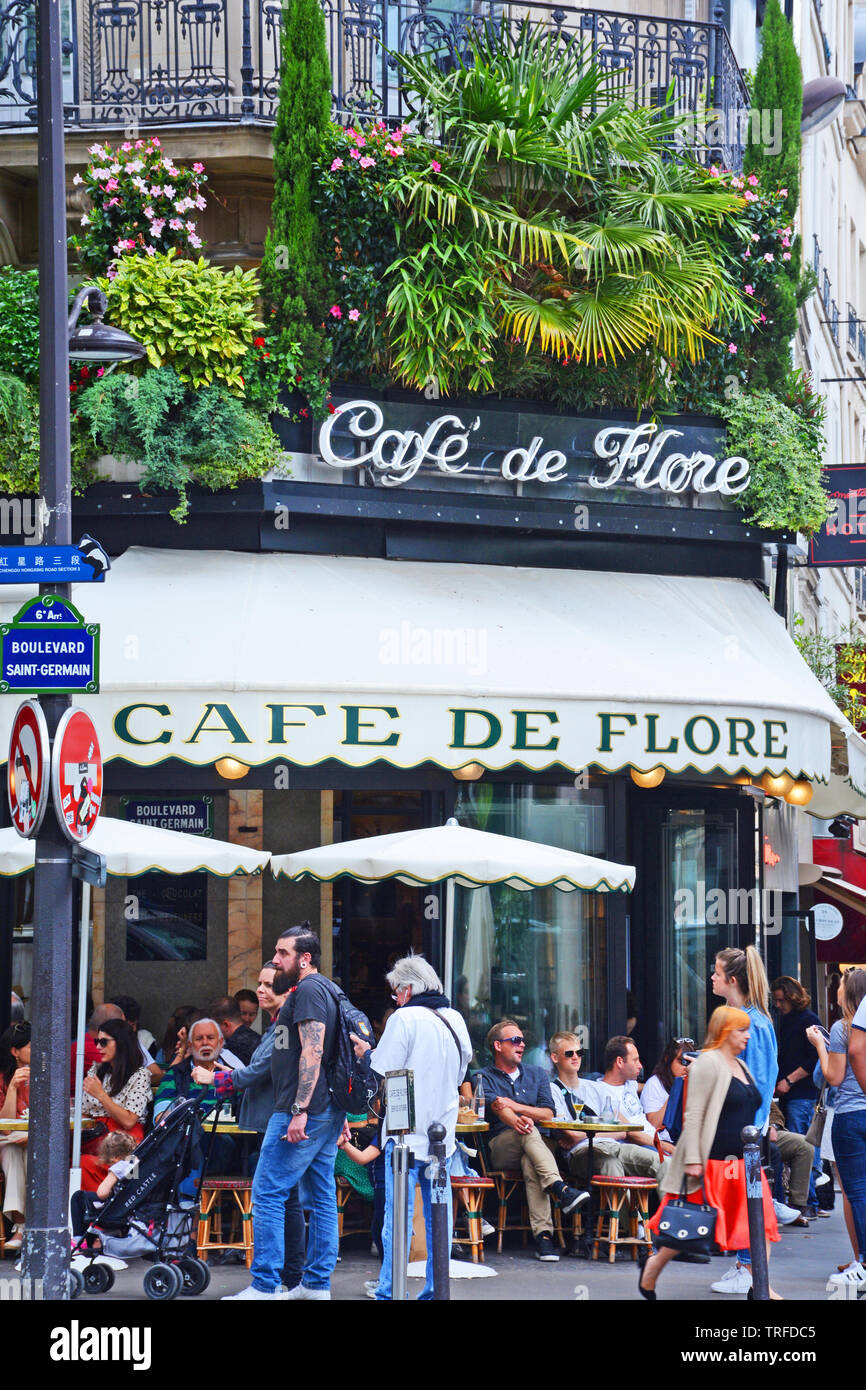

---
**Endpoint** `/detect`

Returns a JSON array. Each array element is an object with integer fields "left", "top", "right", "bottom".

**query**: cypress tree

[
  {"left": 743, "top": 0, "right": 805, "bottom": 393},
  {"left": 260, "top": 0, "right": 332, "bottom": 369}
]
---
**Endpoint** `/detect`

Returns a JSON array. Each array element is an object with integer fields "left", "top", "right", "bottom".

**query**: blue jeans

[
  {"left": 249, "top": 1106, "right": 343, "bottom": 1293},
  {"left": 375, "top": 1140, "right": 453, "bottom": 1301},
  {"left": 831, "top": 1110, "right": 866, "bottom": 1262},
  {"left": 783, "top": 1096, "right": 822, "bottom": 1207}
]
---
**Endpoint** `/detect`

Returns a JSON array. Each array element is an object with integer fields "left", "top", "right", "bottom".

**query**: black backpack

[{"left": 320, "top": 978, "right": 378, "bottom": 1115}]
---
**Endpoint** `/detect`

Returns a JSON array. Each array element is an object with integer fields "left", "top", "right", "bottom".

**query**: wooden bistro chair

[
  {"left": 196, "top": 1176, "right": 254, "bottom": 1269},
  {"left": 589, "top": 1175, "right": 657, "bottom": 1262}
]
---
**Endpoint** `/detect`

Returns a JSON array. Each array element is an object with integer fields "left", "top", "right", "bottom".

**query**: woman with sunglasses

[
  {"left": 641, "top": 1037, "right": 693, "bottom": 1137},
  {"left": 0, "top": 1021, "right": 31, "bottom": 1251},
  {"left": 80, "top": 1018, "right": 151, "bottom": 1191}
]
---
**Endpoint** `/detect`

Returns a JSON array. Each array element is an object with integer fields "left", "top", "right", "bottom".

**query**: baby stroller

[{"left": 70, "top": 1093, "right": 220, "bottom": 1300}]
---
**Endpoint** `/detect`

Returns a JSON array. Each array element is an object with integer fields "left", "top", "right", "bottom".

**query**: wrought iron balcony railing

[{"left": 0, "top": 0, "right": 748, "bottom": 167}]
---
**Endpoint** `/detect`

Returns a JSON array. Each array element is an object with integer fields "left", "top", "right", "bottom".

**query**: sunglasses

[
  {"left": 95, "top": 1036, "right": 112, "bottom": 1048},
  {"left": 675, "top": 1037, "right": 695, "bottom": 1048},
  {"left": 561, "top": 1049, "right": 585, "bottom": 1059},
  {"left": 500, "top": 1036, "right": 525, "bottom": 1046}
]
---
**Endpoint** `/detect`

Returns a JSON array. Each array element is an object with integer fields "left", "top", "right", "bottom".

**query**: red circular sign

[
  {"left": 7, "top": 699, "right": 50, "bottom": 838},
  {"left": 51, "top": 707, "right": 103, "bottom": 843}
]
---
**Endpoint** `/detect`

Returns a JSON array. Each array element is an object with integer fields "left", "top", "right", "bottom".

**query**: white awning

[{"left": 0, "top": 548, "right": 856, "bottom": 787}]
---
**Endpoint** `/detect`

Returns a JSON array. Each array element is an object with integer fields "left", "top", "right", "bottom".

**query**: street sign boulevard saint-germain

[{"left": 0, "top": 594, "right": 100, "bottom": 694}]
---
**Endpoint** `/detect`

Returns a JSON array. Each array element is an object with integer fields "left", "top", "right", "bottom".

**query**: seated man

[
  {"left": 577, "top": 1036, "right": 673, "bottom": 1179},
  {"left": 548, "top": 1030, "right": 630, "bottom": 1183},
  {"left": 235, "top": 989, "right": 260, "bottom": 1031},
  {"left": 479, "top": 1019, "right": 588, "bottom": 1262},
  {"left": 209, "top": 996, "right": 260, "bottom": 1067},
  {"left": 768, "top": 1098, "right": 816, "bottom": 1224},
  {"left": 154, "top": 1017, "right": 240, "bottom": 1183}
]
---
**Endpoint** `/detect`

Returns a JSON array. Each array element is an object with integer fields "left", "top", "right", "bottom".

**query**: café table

[
  {"left": 0, "top": 1116, "right": 99, "bottom": 1133},
  {"left": 540, "top": 1118, "right": 640, "bottom": 1258}
]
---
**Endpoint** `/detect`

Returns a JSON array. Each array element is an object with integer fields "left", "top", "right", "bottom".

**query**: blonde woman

[
  {"left": 807, "top": 968, "right": 866, "bottom": 1290},
  {"left": 639, "top": 1006, "right": 780, "bottom": 1301}
]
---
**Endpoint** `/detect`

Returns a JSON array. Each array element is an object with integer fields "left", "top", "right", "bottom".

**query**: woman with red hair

[{"left": 639, "top": 1006, "right": 781, "bottom": 1299}]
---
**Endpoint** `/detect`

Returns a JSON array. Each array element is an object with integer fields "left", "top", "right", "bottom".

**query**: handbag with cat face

[{"left": 655, "top": 1182, "right": 718, "bottom": 1257}]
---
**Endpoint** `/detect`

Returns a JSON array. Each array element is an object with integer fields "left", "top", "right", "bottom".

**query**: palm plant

[{"left": 384, "top": 23, "right": 749, "bottom": 395}]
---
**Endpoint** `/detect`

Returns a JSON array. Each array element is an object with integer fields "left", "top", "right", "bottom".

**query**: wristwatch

[{"left": 290, "top": 1103, "right": 307, "bottom": 1116}]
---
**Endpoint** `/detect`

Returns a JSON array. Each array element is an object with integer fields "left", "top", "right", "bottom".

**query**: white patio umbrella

[
  {"left": 271, "top": 818, "right": 635, "bottom": 990},
  {"left": 0, "top": 819, "right": 270, "bottom": 1195}
]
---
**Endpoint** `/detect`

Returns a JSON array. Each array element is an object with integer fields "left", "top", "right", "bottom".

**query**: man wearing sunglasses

[
  {"left": 479, "top": 1020, "right": 588, "bottom": 1261},
  {"left": 549, "top": 1030, "right": 616, "bottom": 1186}
]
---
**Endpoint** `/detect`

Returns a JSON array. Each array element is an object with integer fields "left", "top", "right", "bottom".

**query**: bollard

[
  {"left": 391, "top": 1135, "right": 410, "bottom": 1302},
  {"left": 742, "top": 1125, "right": 770, "bottom": 1301},
  {"left": 428, "top": 1122, "right": 451, "bottom": 1302}
]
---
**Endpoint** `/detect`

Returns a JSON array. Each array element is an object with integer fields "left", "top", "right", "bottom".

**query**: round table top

[
  {"left": 541, "top": 1119, "right": 638, "bottom": 1133},
  {"left": 456, "top": 1119, "right": 489, "bottom": 1133},
  {"left": 211, "top": 1121, "right": 258, "bottom": 1135}
]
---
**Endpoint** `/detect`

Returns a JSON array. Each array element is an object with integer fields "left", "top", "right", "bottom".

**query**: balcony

[{"left": 0, "top": 0, "right": 748, "bottom": 167}]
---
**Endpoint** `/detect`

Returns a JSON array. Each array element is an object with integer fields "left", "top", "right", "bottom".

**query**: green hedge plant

[
  {"left": 723, "top": 387, "right": 830, "bottom": 535},
  {"left": 97, "top": 251, "right": 263, "bottom": 392}
]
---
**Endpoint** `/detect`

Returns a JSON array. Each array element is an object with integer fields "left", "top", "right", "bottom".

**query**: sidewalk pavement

[{"left": 40, "top": 1203, "right": 860, "bottom": 1302}]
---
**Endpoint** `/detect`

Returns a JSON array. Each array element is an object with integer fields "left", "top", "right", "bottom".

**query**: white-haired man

[
  {"left": 153, "top": 1016, "right": 242, "bottom": 1119},
  {"left": 351, "top": 953, "right": 472, "bottom": 1301}
]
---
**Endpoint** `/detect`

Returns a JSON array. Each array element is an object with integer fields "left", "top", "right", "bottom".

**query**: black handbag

[{"left": 654, "top": 1181, "right": 718, "bottom": 1257}]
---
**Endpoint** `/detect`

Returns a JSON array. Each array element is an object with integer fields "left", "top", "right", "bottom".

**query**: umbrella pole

[
  {"left": 443, "top": 878, "right": 454, "bottom": 998},
  {"left": 69, "top": 880, "right": 91, "bottom": 1203}
]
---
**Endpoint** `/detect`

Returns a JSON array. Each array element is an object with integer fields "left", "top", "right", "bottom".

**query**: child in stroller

[{"left": 69, "top": 1093, "right": 214, "bottom": 1300}]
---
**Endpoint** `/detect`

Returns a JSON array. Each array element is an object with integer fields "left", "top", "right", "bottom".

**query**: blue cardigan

[{"left": 743, "top": 1005, "right": 778, "bottom": 1131}]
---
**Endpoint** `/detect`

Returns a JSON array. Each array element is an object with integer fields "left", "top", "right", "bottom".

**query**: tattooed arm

[{"left": 285, "top": 1019, "right": 326, "bottom": 1143}]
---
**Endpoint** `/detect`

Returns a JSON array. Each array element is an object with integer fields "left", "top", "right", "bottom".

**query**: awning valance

[{"left": 0, "top": 548, "right": 856, "bottom": 786}]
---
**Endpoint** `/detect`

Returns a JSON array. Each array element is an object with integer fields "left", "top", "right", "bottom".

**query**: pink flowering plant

[
  {"left": 312, "top": 121, "right": 432, "bottom": 382},
  {"left": 69, "top": 138, "right": 207, "bottom": 274}
]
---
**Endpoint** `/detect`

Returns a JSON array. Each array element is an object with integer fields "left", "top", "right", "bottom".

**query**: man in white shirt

[
  {"left": 578, "top": 1036, "right": 673, "bottom": 1179},
  {"left": 352, "top": 953, "right": 472, "bottom": 1301},
  {"left": 549, "top": 1031, "right": 628, "bottom": 1183}
]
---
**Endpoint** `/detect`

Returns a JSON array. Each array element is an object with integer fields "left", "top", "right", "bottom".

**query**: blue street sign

[
  {"left": 0, "top": 534, "right": 110, "bottom": 584},
  {"left": 0, "top": 595, "right": 100, "bottom": 694}
]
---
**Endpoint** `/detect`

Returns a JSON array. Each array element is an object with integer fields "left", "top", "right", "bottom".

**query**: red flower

[
  {"left": 79, "top": 365, "right": 90, "bottom": 378},
  {"left": 327, "top": 403, "right": 336, "bottom": 413},
  {"left": 300, "top": 407, "right": 310, "bottom": 418},
  {"left": 253, "top": 336, "right": 266, "bottom": 348},
  {"left": 69, "top": 381, "right": 78, "bottom": 392}
]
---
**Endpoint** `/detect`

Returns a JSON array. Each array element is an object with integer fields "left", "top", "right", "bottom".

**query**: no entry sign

[
  {"left": 7, "top": 699, "right": 50, "bottom": 837},
  {"left": 51, "top": 707, "right": 103, "bottom": 843}
]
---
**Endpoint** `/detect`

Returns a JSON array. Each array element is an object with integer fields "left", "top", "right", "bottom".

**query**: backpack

[
  {"left": 663, "top": 1072, "right": 689, "bottom": 1144},
  {"left": 319, "top": 978, "right": 378, "bottom": 1115}
]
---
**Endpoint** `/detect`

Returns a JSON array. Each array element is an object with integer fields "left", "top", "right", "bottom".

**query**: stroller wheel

[
  {"left": 143, "top": 1262, "right": 183, "bottom": 1301},
  {"left": 83, "top": 1262, "right": 115, "bottom": 1296},
  {"left": 176, "top": 1256, "right": 211, "bottom": 1296},
  {"left": 69, "top": 1268, "right": 84, "bottom": 1300}
]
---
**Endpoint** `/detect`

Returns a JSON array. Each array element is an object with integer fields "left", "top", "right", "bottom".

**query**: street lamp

[{"left": 68, "top": 286, "right": 146, "bottom": 364}]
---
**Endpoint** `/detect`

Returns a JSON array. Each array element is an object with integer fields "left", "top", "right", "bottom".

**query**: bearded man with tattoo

[{"left": 223, "top": 922, "right": 345, "bottom": 1301}]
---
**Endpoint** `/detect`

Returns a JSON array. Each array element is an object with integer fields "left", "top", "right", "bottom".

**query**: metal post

[
  {"left": 70, "top": 881, "right": 92, "bottom": 1193},
  {"left": 427, "top": 1122, "right": 450, "bottom": 1301},
  {"left": 742, "top": 1125, "right": 770, "bottom": 1301},
  {"left": 23, "top": 0, "right": 74, "bottom": 1301},
  {"left": 240, "top": 0, "right": 255, "bottom": 120},
  {"left": 391, "top": 1135, "right": 410, "bottom": 1302}
]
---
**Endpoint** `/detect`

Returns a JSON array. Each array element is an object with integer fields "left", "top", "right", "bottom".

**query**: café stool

[
  {"left": 197, "top": 1177, "right": 254, "bottom": 1269},
  {"left": 335, "top": 1175, "right": 372, "bottom": 1241},
  {"left": 450, "top": 1175, "right": 496, "bottom": 1263},
  {"left": 490, "top": 1169, "right": 534, "bottom": 1252},
  {"left": 590, "top": 1175, "right": 656, "bottom": 1263}
]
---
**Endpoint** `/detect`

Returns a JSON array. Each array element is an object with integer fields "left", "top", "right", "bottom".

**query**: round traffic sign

[
  {"left": 7, "top": 699, "right": 50, "bottom": 838},
  {"left": 51, "top": 707, "right": 103, "bottom": 843}
]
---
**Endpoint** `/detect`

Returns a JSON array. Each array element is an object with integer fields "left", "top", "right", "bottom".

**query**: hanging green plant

[{"left": 723, "top": 387, "right": 830, "bottom": 535}]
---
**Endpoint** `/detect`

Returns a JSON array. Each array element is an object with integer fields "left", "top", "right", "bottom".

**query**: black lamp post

[{"left": 23, "top": 0, "right": 143, "bottom": 1301}]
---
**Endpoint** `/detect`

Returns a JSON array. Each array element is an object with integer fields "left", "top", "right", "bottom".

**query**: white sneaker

[
  {"left": 364, "top": 1279, "right": 380, "bottom": 1300},
  {"left": 711, "top": 1263, "right": 752, "bottom": 1294},
  {"left": 283, "top": 1284, "right": 331, "bottom": 1300},
  {"left": 480, "top": 1219, "right": 495, "bottom": 1238},
  {"left": 221, "top": 1284, "right": 289, "bottom": 1300},
  {"left": 815, "top": 1171, "right": 831, "bottom": 1187},
  {"left": 828, "top": 1261, "right": 866, "bottom": 1286},
  {"left": 773, "top": 1199, "right": 801, "bottom": 1225}
]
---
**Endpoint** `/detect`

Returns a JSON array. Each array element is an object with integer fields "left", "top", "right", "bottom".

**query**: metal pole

[
  {"left": 240, "top": 0, "right": 254, "bottom": 120},
  {"left": 742, "top": 1125, "right": 770, "bottom": 1301},
  {"left": 427, "top": 1122, "right": 450, "bottom": 1301},
  {"left": 24, "top": 0, "right": 74, "bottom": 1301},
  {"left": 391, "top": 1135, "right": 410, "bottom": 1302},
  {"left": 443, "top": 877, "right": 454, "bottom": 999},
  {"left": 70, "top": 881, "right": 91, "bottom": 1192}
]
